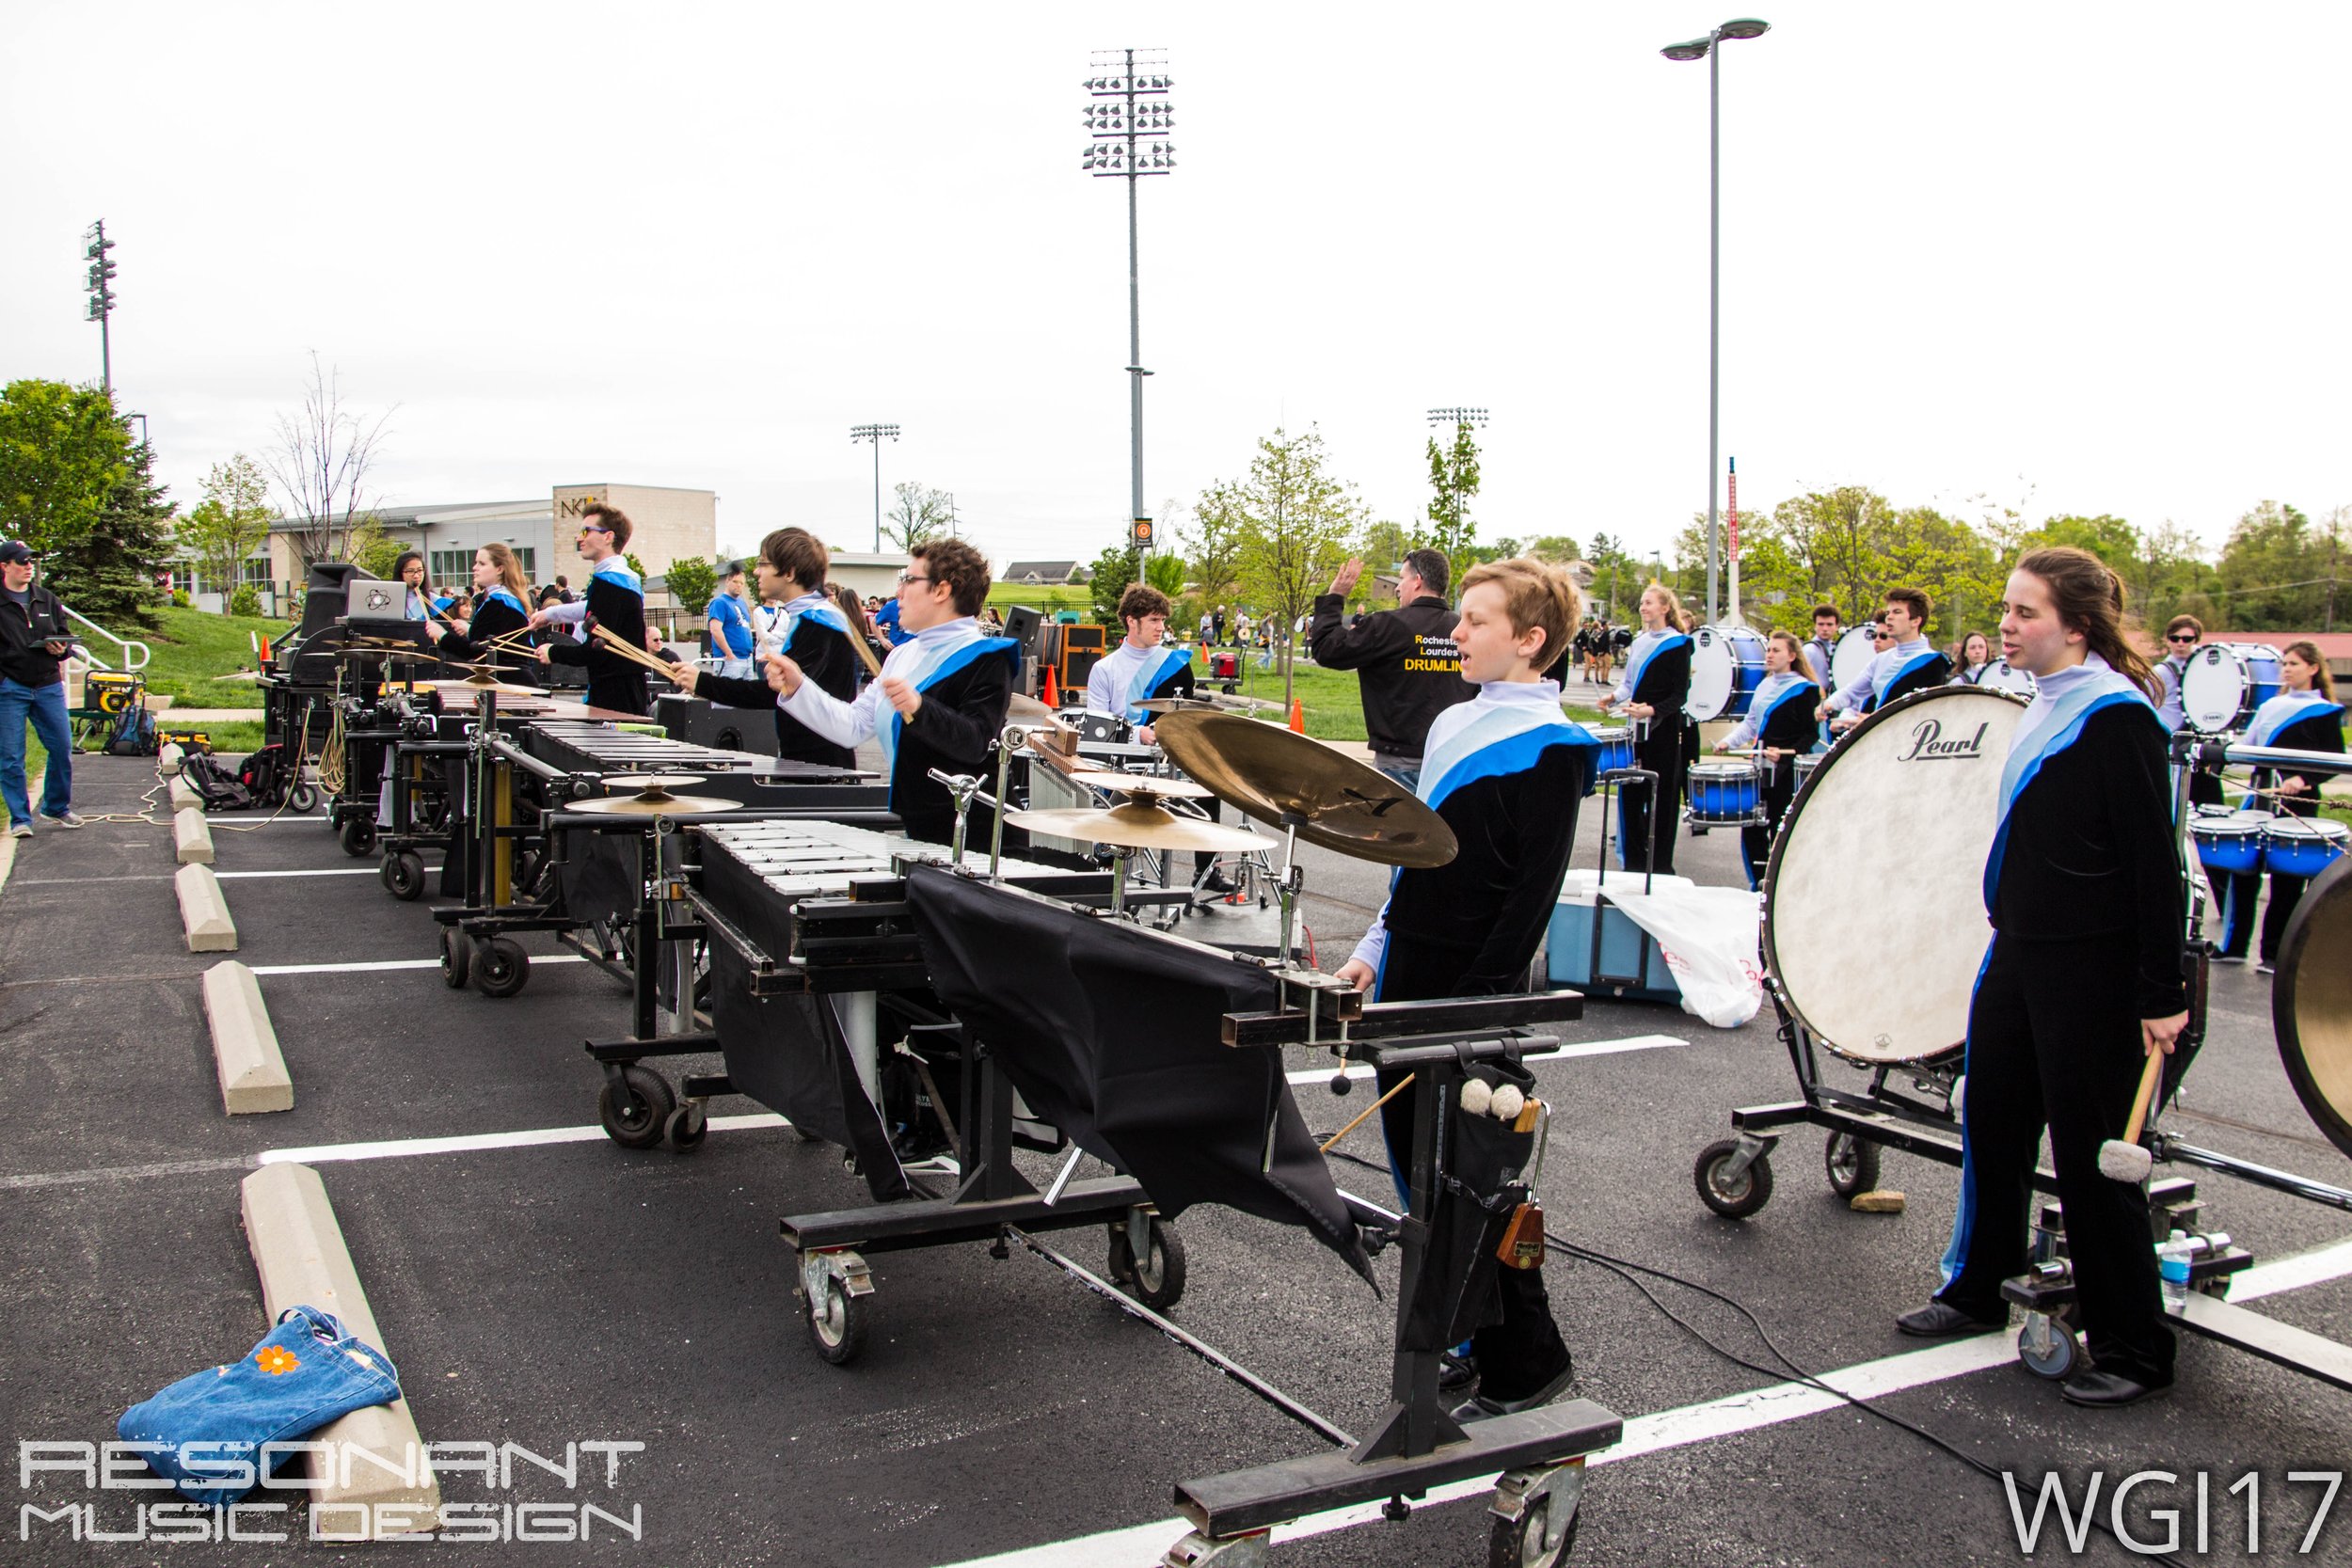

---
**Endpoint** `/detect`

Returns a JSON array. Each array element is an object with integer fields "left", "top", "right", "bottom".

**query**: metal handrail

[{"left": 61, "top": 603, "right": 151, "bottom": 673}]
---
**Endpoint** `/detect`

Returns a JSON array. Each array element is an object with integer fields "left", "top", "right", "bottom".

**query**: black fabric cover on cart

[
  {"left": 553, "top": 823, "right": 637, "bottom": 927},
  {"left": 903, "top": 864, "right": 1373, "bottom": 1282}
]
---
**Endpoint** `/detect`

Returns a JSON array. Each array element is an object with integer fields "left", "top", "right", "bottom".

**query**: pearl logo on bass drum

[{"left": 1898, "top": 719, "right": 1991, "bottom": 762}]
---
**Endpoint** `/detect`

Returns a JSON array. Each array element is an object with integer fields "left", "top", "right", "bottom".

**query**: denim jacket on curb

[{"left": 118, "top": 1305, "right": 405, "bottom": 1506}]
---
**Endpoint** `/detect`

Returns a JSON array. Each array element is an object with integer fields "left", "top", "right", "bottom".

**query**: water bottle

[{"left": 2156, "top": 1234, "right": 2195, "bottom": 1315}]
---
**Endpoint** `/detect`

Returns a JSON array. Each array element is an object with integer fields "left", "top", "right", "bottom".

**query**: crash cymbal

[
  {"left": 600, "top": 774, "right": 708, "bottom": 792},
  {"left": 571, "top": 793, "right": 741, "bottom": 816},
  {"left": 1133, "top": 696, "right": 1228, "bottom": 715},
  {"left": 1004, "top": 803, "right": 1264, "bottom": 855},
  {"left": 1006, "top": 693, "right": 1070, "bottom": 727},
  {"left": 1066, "top": 769, "right": 1214, "bottom": 800},
  {"left": 1150, "top": 711, "right": 1457, "bottom": 869}
]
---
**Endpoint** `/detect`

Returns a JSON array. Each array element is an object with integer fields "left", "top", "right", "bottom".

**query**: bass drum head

[
  {"left": 1765, "top": 686, "right": 2030, "bottom": 1065},
  {"left": 1978, "top": 659, "right": 2037, "bottom": 697},
  {"left": 2180, "top": 642, "right": 2249, "bottom": 734},
  {"left": 2275, "top": 856, "right": 2352, "bottom": 1159},
  {"left": 1830, "top": 626, "right": 1878, "bottom": 693},
  {"left": 1687, "top": 626, "right": 1736, "bottom": 721}
]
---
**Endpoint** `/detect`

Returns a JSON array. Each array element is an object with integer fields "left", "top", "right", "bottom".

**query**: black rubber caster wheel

[
  {"left": 472, "top": 937, "right": 530, "bottom": 999},
  {"left": 1824, "top": 1132, "right": 1882, "bottom": 1199},
  {"left": 1694, "top": 1139, "right": 1774, "bottom": 1220},
  {"left": 803, "top": 1272, "right": 869, "bottom": 1366},
  {"left": 664, "top": 1103, "right": 708, "bottom": 1152},
  {"left": 598, "top": 1065, "right": 675, "bottom": 1149},
  {"left": 287, "top": 781, "right": 319, "bottom": 814},
  {"left": 438, "top": 927, "right": 470, "bottom": 990},
  {"left": 1107, "top": 1217, "right": 1187, "bottom": 1311},
  {"left": 380, "top": 850, "right": 425, "bottom": 901},
  {"left": 1489, "top": 1497, "right": 1579, "bottom": 1568},
  {"left": 339, "top": 816, "right": 377, "bottom": 857}
]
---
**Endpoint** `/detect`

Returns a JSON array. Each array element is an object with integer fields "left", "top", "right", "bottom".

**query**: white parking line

[
  {"left": 216, "top": 866, "right": 441, "bottom": 879},
  {"left": 248, "top": 955, "right": 593, "bottom": 976},
  {"left": 929, "top": 1238, "right": 2352, "bottom": 1568}
]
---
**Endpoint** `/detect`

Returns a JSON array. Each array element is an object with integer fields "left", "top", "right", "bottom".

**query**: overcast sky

[{"left": 6, "top": 2, "right": 2347, "bottom": 571}]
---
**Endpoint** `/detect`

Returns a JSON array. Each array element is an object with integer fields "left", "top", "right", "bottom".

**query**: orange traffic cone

[
  {"left": 1288, "top": 697, "right": 1306, "bottom": 735},
  {"left": 1041, "top": 664, "right": 1059, "bottom": 709}
]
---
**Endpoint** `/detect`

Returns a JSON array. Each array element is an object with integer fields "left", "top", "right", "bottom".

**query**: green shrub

[
  {"left": 170, "top": 589, "right": 191, "bottom": 608},
  {"left": 230, "top": 584, "right": 261, "bottom": 618}
]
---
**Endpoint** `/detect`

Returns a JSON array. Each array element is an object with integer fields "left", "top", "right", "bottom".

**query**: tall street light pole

[
  {"left": 1083, "top": 50, "right": 1174, "bottom": 544},
  {"left": 84, "top": 220, "right": 119, "bottom": 399},
  {"left": 1662, "top": 19, "right": 1770, "bottom": 627},
  {"left": 850, "top": 423, "right": 900, "bottom": 552}
]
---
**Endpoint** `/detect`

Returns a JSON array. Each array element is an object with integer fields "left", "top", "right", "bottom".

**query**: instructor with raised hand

[
  {"left": 1896, "top": 546, "right": 2186, "bottom": 1410},
  {"left": 1309, "top": 548, "right": 1474, "bottom": 792}
]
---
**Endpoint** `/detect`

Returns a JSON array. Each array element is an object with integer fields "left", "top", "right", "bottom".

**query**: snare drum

[
  {"left": 2181, "top": 642, "right": 2284, "bottom": 734},
  {"left": 2264, "top": 817, "right": 2349, "bottom": 879},
  {"left": 1687, "top": 762, "right": 1764, "bottom": 824},
  {"left": 1687, "top": 624, "right": 1767, "bottom": 721},
  {"left": 2190, "top": 810, "right": 2270, "bottom": 877},
  {"left": 1591, "top": 725, "right": 1635, "bottom": 774},
  {"left": 1793, "top": 753, "right": 1820, "bottom": 793}
]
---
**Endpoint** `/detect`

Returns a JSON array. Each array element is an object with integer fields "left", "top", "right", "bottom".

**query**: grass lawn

[{"left": 133, "top": 605, "right": 287, "bottom": 710}]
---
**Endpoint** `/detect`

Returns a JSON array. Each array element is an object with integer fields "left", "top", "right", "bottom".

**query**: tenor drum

[
  {"left": 1687, "top": 762, "right": 1763, "bottom": 824},
  {"left": 2265, "top": 817, "right": 2350, "bottom": 879},
  {"left": 1591, "top": 725, "right": 1635, "bottom": 774},
  {"left": 2181, "top": 642, "right": 2283, "bottom": 734},
  {"left": 1763, "top": 686, "right": 2030, "bottom": 1065},
  {"left": 2190, "top": 810, "right": 2269, "bottom": 876},
  {"left": 1687, "top": 625, "right": 1767, "bottom": 721},
  {"left": 1829, "top": 626, "right": 1879, "bottom": 695},
  {"left": 1976, "top": 659, "right": 2037, "bottom": 698},
  {"left": 1792, "top": 753, "right": 1820, "bottom": 792}
]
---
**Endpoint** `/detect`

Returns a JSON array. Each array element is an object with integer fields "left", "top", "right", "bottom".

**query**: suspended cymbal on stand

[
  {"left": 1133, "top": 697, "right": 1229, "bottom": 716},
  {"left": 1065, "top": 769, "right": 1214, "bottom": 800},
  {"left": 570, "top": 773, "right": 743, "bottom": 816},
  {"left": 1003, "top": 802, "right": 1263, "bottom": 855},
  {"left": 1151, "top": 710, "right": 1457, "bottom": 869}
]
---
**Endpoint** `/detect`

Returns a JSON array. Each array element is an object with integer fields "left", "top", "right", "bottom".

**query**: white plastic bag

[{"left": 1600, "top": 884, "right": 1765, "bottom": 1028}]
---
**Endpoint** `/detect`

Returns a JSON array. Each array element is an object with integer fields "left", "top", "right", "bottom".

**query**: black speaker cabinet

[{"left": 654, "top": 692, "right": 779, "bottom": 756}]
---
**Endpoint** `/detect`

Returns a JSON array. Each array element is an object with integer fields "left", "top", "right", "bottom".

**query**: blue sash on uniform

[
  {"left": 2247, "top": 691, "right": 2344, "bottom": 750},
  {"left": 877, "top": 627, "right": 1021, "bottom": 793},
  {"left": 1871, "top": 648, "right": 1943, "bottom": 709},
  {"left": 1982, "top": 673, "right": 2152, "bottom": 911},
  {"left": 480, "top": 588, "right": 528, "bottom": 619},
  {"left": 1751, "top": 673, "right": 1817, "bottom": 740},
  {"left": 1621, "top": 630, "right": 1692, "bottom": 701},
  {"left": 591, "top": 557, "right": 644, "bottom": 595},
  {"left": 1121, "top": 646, "right": 1192, "bottom": 722}
]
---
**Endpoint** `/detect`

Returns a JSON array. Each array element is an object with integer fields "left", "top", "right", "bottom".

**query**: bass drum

[
  {"left": 1764, "top": 686, "right": 2030, "bottom": 1065},
  {"left": 1829, "top": 626, "right": 1878, "bottom": 695},
  {"left": 2275, "top": 856, "right": 2352, "bottom": 1159},
  {"left": 1976, "top": 659, "right": 2037, "bottom": 698},
  {"left": 1687, "top": 624, "right": 1766, "bottom": 722}
]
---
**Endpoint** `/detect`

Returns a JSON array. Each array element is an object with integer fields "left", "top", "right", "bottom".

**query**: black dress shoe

[
  {"left": 1437, "top": 1352, "right": 1479, "bottom": 1396},
  {"left": 1450, "top": 1356, "right": 1573, "bottom": 1422},
  {"left": 1896, "top": 1301, "right": 2007, "bottom": 1338},
  {"left": 2060, "top": 1370, "right": 2171, "bottom": 1408}
]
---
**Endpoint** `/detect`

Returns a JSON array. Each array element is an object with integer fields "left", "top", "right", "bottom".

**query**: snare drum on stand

[
  {"left": 1686, "top": 760, "right": 1766, "bottom": 827},
  {"left": 1590, "top": 725, "right": 1635, "bottom": 775}
]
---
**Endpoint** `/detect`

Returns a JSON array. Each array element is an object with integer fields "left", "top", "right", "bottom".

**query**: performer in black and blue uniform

[
  {"left": 1084, "top": 582, "right": 1195, "bottom": 743},
  {"left": 773, "top": 538, "right": 1017, "bottom": 844},
  {"left": 1597, "top": 582, "right": 1691, "bottom": 873},
  {"left": 1899, "top": 546, "right": 2187, "bottom": 1410},
  {"left": 2216, "top": 640, "right": 2344, "bottom": 970},
  {"left": 1716, "top": 630, "right": 1821, "bottom": 889},
  {"left": 430, "top": 542, "right": 538, "bottom": 681},
  {"left": 664, "top": 528, "right": 861, "bottom": 769},
  {"left": 1820, "top": 587, "right": 1950, "bottom": 733},
  {"left": 1338, "top": 558, "right": 1597, "bottom": 1421},
  {"left": 530, "top": 502, "right": 651, "bottom": 715}
]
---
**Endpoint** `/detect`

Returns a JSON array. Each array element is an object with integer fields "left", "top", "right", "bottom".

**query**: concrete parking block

[
  {"left": 174, "top": 805, "right": 215, "bottom": 865},
  {"left": 201, "top": 960, "right": 290, "bottom": 1113},
  {"left": 240, "top": 1163, "right": 440, "bottom": 1536},
  {"left": 175, "top": 863, "right": 238, "bottom": 952},
  {"left": 168, "top": 772, "right": 202, "bottom": 813}
]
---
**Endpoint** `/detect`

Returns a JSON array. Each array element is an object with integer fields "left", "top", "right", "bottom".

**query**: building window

[
  {"left": 511, "top": 546, "right": 535, "bottom": 579},
  {"left": 241, "top": 558, "right": 274, "bottom": 585},
  {"left": 430, "top": 549, "right": 473, "bottom": 583}
]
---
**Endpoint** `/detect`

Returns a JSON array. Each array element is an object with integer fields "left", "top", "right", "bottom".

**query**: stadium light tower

[
  {"left": 1661, "top": 18, "right": 1771, "bottom": 626},
  {"left": 85, "top": 220, "right": 119, "bottom": 398},
  {"left": 850, "top": 423, "right": 900, "bottom": 552},
  {"left": 1082, "top": 49, "right": 1174, "bottom": 546}
]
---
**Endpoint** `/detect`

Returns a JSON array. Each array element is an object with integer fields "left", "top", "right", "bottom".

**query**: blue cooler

[{"left": 1547, "top": 868, "right": 1687, "bottom": 1004}]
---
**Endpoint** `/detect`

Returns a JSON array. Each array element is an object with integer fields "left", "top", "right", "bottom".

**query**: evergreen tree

[{"left": 45, "top": 430, "right": 171, "bottom": 627}]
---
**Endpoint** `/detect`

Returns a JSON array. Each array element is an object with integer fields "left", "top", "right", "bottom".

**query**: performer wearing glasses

[
  {"left": 1898, "top": 546, "right": 2185, "bottom": 1410},
  {"left": 1335, "top": 557, "right": 1597, "bottom": 1422},
  {"left": 768, "top": 538, "right": 1017, "bottom": 844},
  {"left": 528, "top": 503, "right": 651, "bottom": 715},
  {"left": 661, "top": 528, "right": 860, "bottom": 768},
  {"left": 2151, "top": 615, "right": 2203, "bottom": 734}
]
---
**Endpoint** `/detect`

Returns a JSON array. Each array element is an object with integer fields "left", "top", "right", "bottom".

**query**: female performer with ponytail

[
  {"left": 1897, "top": 546, "right": 2187, "bottom": 1410},
  {"left": 2216, "top": 640, "right": 2344, "bottom": 972},
  {"left": 1596, "top": 582, "right": 1692, "bottom": 873},
  {"left": 1715, "top": 630, "right": 1820, "bottom": 889},
  {"left": 433, "top": 543, "right": 538, "bottom": 680}
]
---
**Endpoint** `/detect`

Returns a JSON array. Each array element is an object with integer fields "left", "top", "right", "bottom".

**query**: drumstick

[
  {"left": 592, "top": 624, "right": 685, "bottom": 679},
  {"left": 1320, "top": 1073, "right": 1414, "bottom": 1154},
  {"left": 842, "top": 628, "right": 884, "bottom": 680},
  {"left": 2096, "top": 1048, "right": 2167, "bottom": 1183}
]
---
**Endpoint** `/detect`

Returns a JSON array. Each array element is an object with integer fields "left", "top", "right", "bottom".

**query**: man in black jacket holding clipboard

[{"left": 0, "top": 540, "right": 84, "bottom": 835}]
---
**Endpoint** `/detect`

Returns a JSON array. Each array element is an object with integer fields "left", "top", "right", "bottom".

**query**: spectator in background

[
  {"left": 0, "top": 540, "right": 82, "bottom": 835},
  {"left": 706, "top": 560, "right": 756, "bottom": 679},
  {"left": 1309, "top": 547, "right": 1474, "bottom": 793},
  {"left": 871, "top": 590, "right": 903, "bottom": 648},
  {"left": 554, "top": 575, "right": 575, "bottom": 605}
]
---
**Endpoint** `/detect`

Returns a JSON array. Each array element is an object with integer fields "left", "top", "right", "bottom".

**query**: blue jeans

[
  {"left": 0, "top": 675, "right": 72, "bottom": 825},
  {"left": 1372, "top": 755, "right": 1421, "bottom": 794}
]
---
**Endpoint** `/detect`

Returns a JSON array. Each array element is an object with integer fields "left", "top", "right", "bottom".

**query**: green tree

[
  {"left": 45, "top": 430, "right": 172, "bottom": 626},
  {"left": 2217, "top": 499, "right": 2329, "bottom": 629},
  {"left": 1182, "top": 480, "right": 1248, "bottom": 611},
  {"left": 1526, "top": 534, "right": 1581, "bottom": 563},
  {"left": 1231, "top": 426, "right": 1365, "bottom": 711},
  {"left": 346, "top": 514, "right": 403, "bottom": 580},
  {"left": 1582, "top": 531, "right": 1644, "bottom": 620},
  {"left": 1089, "top": 539, "right": 1141, "bottom": 624},
  {"left": 665, "top": 555, "right": 720, "bottom": 621},
  {"left": 177, "top": 453, "right": 275, "bottom": 606},
  {"left": 883, "top": 482, "right": 955, "bottom": 551},
  {"left": 1424, "top": 418, "right": 1483, "bottom": 576},
  {"left": 1143, "top": 548, "right": 1185, "bottom": 600},
  {"left": 0, "top": 379, "right": 130, "bottom": 554}
]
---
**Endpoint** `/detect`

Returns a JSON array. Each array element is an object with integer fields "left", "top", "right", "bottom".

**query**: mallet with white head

[{"left": 2096, "top": 1048, "right": 2167, "bottom": 1183}]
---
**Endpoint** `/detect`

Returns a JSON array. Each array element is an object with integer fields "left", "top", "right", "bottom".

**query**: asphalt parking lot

[{"left": 1, "top": 752, "right": 2346, "bottom": 1567}]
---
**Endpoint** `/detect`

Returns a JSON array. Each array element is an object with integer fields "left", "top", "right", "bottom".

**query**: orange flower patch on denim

[{"left": 255, "top": 1346, "right": 301, "bottom": 1376}]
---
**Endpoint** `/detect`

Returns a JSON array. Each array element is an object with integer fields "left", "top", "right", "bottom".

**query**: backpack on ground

[
  {"left": 104, "top": 701, "right": 159, "bottom": 757},
  {"left": 180, "top": 750, "right": 255, "bottom": 812}
]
